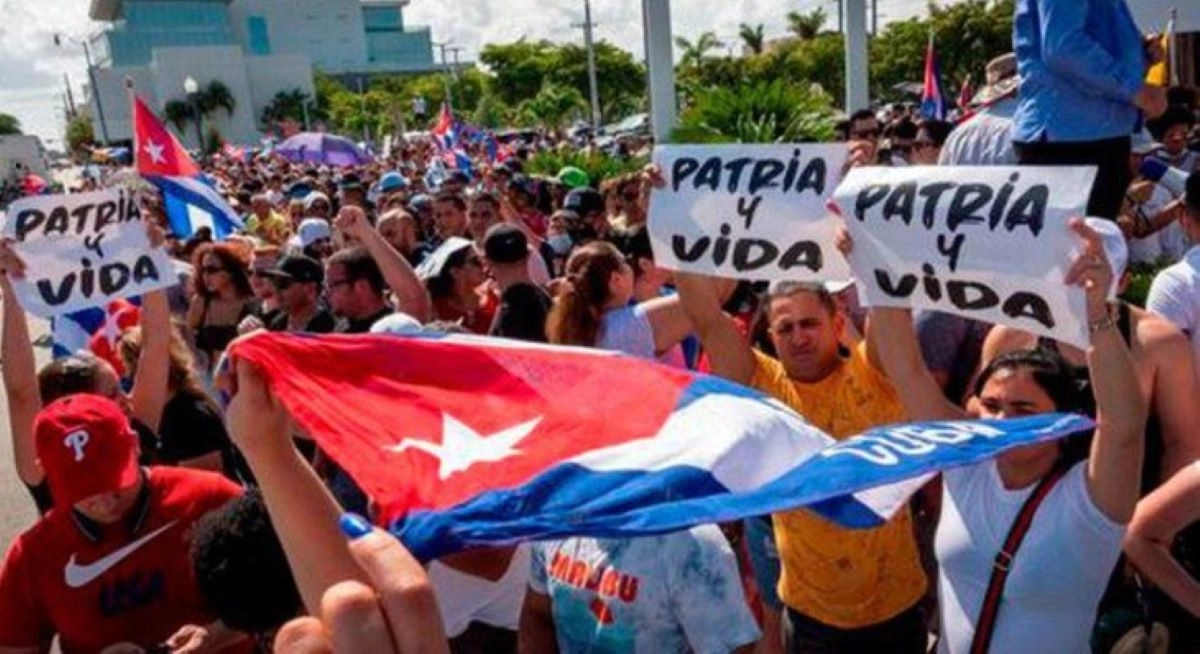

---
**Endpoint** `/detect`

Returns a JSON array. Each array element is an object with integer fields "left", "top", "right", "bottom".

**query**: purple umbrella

[{"left": 274, "top": 132, "right": 373, "bottom": 167}]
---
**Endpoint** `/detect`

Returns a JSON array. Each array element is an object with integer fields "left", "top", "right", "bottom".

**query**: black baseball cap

[
  {"left": 483, "top": 224, "right": 529, "bottom": 264},
  {"left": 564, "top": 187, "right": 604, "bottom": 216},
  {"left": 266, "top": 255, "right": 324, "bottom": 285}
]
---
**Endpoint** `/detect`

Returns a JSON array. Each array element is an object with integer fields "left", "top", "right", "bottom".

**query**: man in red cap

[{"left": 0, "top": 394, "right": 247, "bottom": 653}]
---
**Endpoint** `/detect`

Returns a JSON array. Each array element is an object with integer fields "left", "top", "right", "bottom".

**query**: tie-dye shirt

[{"left": 529, "top": 525, "right": 760, "bottom": 653}]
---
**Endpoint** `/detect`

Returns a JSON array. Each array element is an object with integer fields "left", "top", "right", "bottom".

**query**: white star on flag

[
  {"left": 143, "top": 140, "right": 166, "bottom": 164},
  {"left": 389, "top": 413, "right": 542, "bottom": 480}
]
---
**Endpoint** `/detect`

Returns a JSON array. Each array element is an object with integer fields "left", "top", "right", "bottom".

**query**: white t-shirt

[
  {"left": 428, "top": 545, "right": 530, "bottom": 637},
  {"left": 1128, "top": 186, "right": 1188, "bottom": 265},
  {"left": 1147, "top": 246, "right": 1200, "bottom": 378},
  {"left": 529, "top": 525, "right": 760, "bottom": 654},
  {"left": 935, "top": 461, "right": 1124, "bottom": 654},
  {"left": 938, "top": 98, "right": 1017, "bottom": 167}
]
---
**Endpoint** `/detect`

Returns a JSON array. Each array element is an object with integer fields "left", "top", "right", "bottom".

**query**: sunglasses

[{"left": 200, "top": 265, "right": 226, "bottom": 275}]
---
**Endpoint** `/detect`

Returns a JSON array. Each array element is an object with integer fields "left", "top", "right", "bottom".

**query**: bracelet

[{"left": 1088, "top": 313, "right": 1118, "bottom": 334}]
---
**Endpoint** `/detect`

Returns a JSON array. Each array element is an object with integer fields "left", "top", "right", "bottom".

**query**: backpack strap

[{"left": 969, "top": 464, "right": 1071, "bottom": 654}]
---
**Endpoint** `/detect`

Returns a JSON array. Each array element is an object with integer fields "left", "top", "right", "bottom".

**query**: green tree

[
  {"left": 739, "top": 23, "right": 766, "bottom": 55},
  {"left": 479, "top": 40, "right": 558, "bottom": 107},
  {"left": 515, "top": 83, "right": 586, "bottom": 129},
  {"left": 0, "top": 113, "right": 21, "bottom": 135},
  {"left": 674, "top": 32, "right": 724, "bottom": 69},
  {"left": 870, "top": 0, "right": 1014, "bottom": 103},
  {"left": 786, "top": 8, "right": 827, "bottom": 40},
  {"left": 480, "top": 39, "right": 645, "bottom": 125},
  {"left": 162, "top": 99, "right": 195, "bottom": 132},
  {"left": 198, "top": 80, "right": 236, "bottom": 118},
  {"left": 672, "top": 80, "right": 838, "bottom": 144},
  {"left": 260, "top": 89, "right": 314, "bottom": 127},
  {"left": 65, "top": 114, "right": 94, "bottom": 153}
]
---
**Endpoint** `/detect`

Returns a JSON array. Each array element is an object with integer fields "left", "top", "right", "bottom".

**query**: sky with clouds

[{"left": 1, "top": 0, "right": 937, "bottom": 147}]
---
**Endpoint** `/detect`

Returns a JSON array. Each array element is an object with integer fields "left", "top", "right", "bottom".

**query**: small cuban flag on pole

[
  {"left": 131, "top": 87, "right": 243, "bottom": 240},
  {"left": 921, "top": 33, "right": 948, "bottom": 121}
]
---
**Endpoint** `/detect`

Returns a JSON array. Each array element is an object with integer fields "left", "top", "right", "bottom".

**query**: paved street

[{"left": 0, "top": 316, "right": 47, "bottom": 551}]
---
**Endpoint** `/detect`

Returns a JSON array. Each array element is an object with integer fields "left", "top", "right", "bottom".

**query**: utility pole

[
  {"left": 642, "top": 0, "right": 676, "bottom": 141},
  {"left": 871, "top": 0, "right": 878, "bottom": 37},
  {"left": 571, "top": 0, "right": 602, "bottom": 131},
  {"left": 433, "top": 41, "right": 454, "bottom": 108},
  {"left": 447, "top": 46, "right": 463, "bottom": 79},
  {"left": 55, "top": 33, "right": 110, "bottom": 145},
  {"left": 63, "top": 73, "right": 77, "bottom": 119}
]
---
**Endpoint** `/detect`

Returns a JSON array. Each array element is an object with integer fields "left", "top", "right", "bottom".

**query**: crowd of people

[{"left": 2, "top": 1, "right": 1200, "bottom": 652}]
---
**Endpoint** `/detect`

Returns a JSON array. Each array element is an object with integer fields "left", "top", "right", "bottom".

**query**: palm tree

[
  {"left": 198, "top": 80, "right": 236, "bottom": 118},
  {"left": 162, "top": 100, "right": 195, "bottom": 132},
  {"left": 739, "top": 23, "right": 766, "bottom": 55},
  {"left": 674, "top": 31, "right": 724, "bottom": 69},
  {"left": 260, "top": 89, "right": 313, "bottom": 126},
  {"left": 786, "top": 8, "right": 827, "bottom": 40},
  {"left": 0, "top": 113, "right": 21, "bottom": 135}
]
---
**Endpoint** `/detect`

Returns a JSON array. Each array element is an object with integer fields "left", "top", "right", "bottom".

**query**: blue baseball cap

[{"left": 378, "top": 171, "right": 408, "bottom": 193}]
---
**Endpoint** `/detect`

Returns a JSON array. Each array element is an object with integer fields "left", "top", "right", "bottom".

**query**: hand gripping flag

[
  {"left": 133, "top": 95, "right": 243, "bottom": 240},
  {"left": 229, "top": 332, "right": 1094, "bottom": 561},
  {"left": 921, "top": 34, "right": 947, "bottom": 121}
]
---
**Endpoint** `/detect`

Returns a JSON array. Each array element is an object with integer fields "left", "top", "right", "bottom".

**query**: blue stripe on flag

[
  {"left": 389, "top": 412, "right": 1093, "bottom": 560},
  {"left": 148, "top": 175, "right": 244, "bottom": 240}
]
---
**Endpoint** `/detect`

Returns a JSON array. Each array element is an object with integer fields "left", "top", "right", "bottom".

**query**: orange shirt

[{"left": 750, "top": 344, "right": 927, "bottom": 628}]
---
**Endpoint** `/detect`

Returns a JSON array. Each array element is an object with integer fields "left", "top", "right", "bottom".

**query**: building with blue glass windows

[{"left": 85, "top": 0, "right": 444, "bottom": 147}]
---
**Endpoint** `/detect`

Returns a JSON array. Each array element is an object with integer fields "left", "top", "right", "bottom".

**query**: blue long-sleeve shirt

[{"left": 1012, "top": 0, "right": 1147, "bottom": 143}]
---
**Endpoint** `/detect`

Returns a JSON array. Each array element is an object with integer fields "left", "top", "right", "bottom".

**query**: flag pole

[{"left": 1168, "top": 7, "right": 1179, "bottom": 87}]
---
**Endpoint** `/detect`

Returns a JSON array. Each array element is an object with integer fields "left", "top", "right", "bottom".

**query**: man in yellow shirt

[
  {"left": 246, "top": 194, "right": 291, "bottom": 246},
  {"left": 676, "top": 275, "right": 927, "bottom": 653}
]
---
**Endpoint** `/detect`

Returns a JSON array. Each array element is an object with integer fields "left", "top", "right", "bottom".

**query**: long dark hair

[
  {"left": 191, "top": 242, "right": 253, "bottom": 300},
  {"left": 546, "top": 241, "right": 625, "bottom": 347}
]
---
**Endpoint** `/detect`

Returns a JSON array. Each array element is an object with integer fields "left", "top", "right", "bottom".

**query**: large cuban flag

[
  {"left": 133, "top": 95, "right": 243, "bottom": 240},
  {"left": 229, "top": 332, "right": 1093, "bottom": 561}
]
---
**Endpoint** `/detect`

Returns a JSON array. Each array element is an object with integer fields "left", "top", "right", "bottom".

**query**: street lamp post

[
  {"left": 55, "top": 33, "right": 110, "bottom": 146},
  {"left": 184, "top": 76, "right": 204, "bottom": 156}
]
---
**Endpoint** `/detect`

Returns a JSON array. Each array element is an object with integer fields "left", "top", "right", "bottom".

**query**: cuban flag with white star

[
  {"left": 133, "top": 95, "right": 243, "bottom": 240},
  {"left": 228, "top": 331, "right": 1094, "bottom": 561}
]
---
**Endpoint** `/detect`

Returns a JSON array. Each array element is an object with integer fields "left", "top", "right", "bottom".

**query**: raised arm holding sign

[
  {"left": 648, "top": 144, "right": 850, "bottom": 282},
  {"left": 0, "top": 188, "right": 176, "bottom": 318},
  {"left": 832, "top": 165, "right": 1098, "bottom": 348}
]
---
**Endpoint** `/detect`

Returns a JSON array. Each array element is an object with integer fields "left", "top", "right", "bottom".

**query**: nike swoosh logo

[{"left": 63, "top": 521, "right": 179, "bottom": 589}]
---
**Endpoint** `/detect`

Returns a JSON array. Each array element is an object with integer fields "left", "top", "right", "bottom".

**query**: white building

[{"left": 84, "top": 0, "right": 440, "bottom": 148}]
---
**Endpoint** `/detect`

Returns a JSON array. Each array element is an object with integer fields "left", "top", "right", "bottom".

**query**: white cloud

[{"left": 2, "top": 0, "right": 944, "bottom": 145}]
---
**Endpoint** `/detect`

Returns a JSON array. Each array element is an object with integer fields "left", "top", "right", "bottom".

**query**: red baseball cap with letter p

[{"left": 34, "top": 394, "right": 140, "bottom": 508}]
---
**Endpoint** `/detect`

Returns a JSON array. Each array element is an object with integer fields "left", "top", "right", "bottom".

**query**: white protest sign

[
  {"left": 833, "top": 166, "right": 1096, "bottom": 348},
  {"left": 648, "top": 144, "right": 850, "bottom": 281},
  {"left": 1, "top": 188, "right": 175, "bottom": 318}
]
